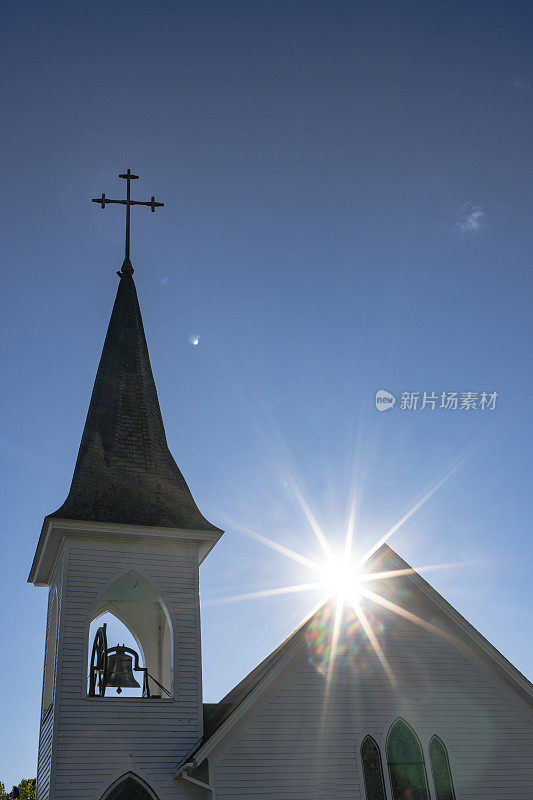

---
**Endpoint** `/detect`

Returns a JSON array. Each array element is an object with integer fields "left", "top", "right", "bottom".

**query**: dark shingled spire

[{"left": 51, "top": 270, "right": 219, "bottom": 531}]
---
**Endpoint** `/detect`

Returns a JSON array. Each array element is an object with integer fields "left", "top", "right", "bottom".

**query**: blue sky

[{"left": 1, "top": 0, "right": 532, "bottom": 787}]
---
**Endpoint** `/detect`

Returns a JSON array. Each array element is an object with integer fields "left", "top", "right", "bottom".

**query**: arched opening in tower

[{"left": 87, "top": 572, "right": 172, "bottom": 698}]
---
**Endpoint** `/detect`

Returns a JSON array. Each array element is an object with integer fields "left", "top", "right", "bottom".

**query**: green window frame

[{"left": 386, "top": 718, "right": 430, "bottom": 800}]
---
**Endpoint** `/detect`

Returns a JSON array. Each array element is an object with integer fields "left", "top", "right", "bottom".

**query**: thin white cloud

[
  {"left": 456, "top": 202, "right": 485, "bottom": 235},
  {"left": 514, "top": 78, "right": 530, "bottom": 89}
]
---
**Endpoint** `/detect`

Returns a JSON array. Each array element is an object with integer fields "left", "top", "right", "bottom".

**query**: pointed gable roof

[
  {"left": 180, "top": 545, "right": 532, "bottom": 773},
  {"left": 50, "top": 269, "right": 219, "bottom": 531}
]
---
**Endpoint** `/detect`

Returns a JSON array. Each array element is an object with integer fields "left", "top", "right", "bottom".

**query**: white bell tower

[{"left": 29, "top": 171, "right": 222, "bottom": 800}]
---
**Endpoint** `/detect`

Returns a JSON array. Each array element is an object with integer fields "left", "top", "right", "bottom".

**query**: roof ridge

[
  {"left": 189, "top": 545, "right": 532, "bottom": 767},
  {"left": 200, "top": 603, "right": 325, "bottom": 742}
]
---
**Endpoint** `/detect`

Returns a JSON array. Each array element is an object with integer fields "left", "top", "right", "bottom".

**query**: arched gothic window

[
  {"left": 361, "top": 735, "right": 387, "bottom": 800},
  {"left": 387, "top": 718, "right": 429, "bottom": 800},
  {"left": 87, "top": 572, "right": 172, "bottom": 698},
  {"left": 429, "top": 736, "right": 456, "bottom": 800},
  {"left": 42, "top": 592, "right": 58, "bottom": 717},
  {"left": 101, "top": 775, "right": 156, "bottom": 800}
]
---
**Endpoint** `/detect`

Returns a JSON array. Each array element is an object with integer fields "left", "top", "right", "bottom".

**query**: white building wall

[
  {"left": 47, "top": 533, "right": 205, "bottom": 800},
  {"left": 210, "top": 593, "right": 533, "bottom": 800},
  {"left": 36, "top": 546, "right": 66, "bottom": 800}
]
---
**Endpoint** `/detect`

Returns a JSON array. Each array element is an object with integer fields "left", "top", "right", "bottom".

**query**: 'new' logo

[{"left": 375, "top": 389, "right": 396, "bottom": 411}]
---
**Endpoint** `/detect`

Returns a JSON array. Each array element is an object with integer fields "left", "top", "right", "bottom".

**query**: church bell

[{"left": 106, "top": 645, "right": 141, "bottom": 693}]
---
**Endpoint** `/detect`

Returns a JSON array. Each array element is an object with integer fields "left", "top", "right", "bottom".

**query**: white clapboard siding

[
  {"left": 210, "top": 587, "right": 533, "bottom": 800},
  {"left": 39, "top": 533, "right": 206, "bottom": 800},
  {"left": 36, "top": 710, "right": 54, "bottom": 800},
  {"left": 36, "top": 546, "right": 65, "bottom": 800}
]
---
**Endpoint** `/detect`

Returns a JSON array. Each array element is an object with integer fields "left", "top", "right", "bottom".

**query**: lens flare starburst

[
  {"left": 206, "top": 452, "right": 474, "bottom": 695},
  {"left": 318, "top": 556, "right": 363, "bottom": 608}
]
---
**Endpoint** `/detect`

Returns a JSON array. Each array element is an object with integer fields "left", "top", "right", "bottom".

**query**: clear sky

[{"left": 1, "top": 0, "right": 532, "bottom": 788}]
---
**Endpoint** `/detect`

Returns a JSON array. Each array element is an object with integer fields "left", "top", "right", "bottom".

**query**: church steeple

[
  {"left": 30, "top": 172, "right": 221, "bottom": 800},
  {"left": 47, "top": 169, "right": 219, "bottom": 531},
  {"left": 51, "top": 267, "right": 219, "bottom": 530}
]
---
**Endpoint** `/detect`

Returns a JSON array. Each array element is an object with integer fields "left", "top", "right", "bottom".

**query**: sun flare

[
  {"left": 319, "top": 557, "right": 363, "bottom": 607},
  {"left": 209, "top": 452, "right": 472, "bottom": 694}
]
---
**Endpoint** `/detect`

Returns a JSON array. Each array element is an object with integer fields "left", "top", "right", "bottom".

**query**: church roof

[
  {"left": 49, "top": 266, "right": 220, "bottom": 531},
  {"left": 181, "top": 545, "right": 533, "bottom": 773},
  {"left": 202, "top": 610, "right": 316, "bottom": 740}
]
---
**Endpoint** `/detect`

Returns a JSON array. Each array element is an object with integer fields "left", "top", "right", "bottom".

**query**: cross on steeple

[{"left": 92, "top": 169, "right": 164, "bottom": 276}]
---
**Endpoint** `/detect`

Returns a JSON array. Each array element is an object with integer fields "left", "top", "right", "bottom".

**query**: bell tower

[{"left": 29, "top": 171, "right": 222, "bottom": 800}]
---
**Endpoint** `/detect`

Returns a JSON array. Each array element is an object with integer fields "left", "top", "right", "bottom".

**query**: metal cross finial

[{"left": 92, "top": 169, "right": 164, "bottom": 276}]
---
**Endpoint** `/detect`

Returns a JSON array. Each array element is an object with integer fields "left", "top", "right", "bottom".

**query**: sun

[{"left": 319, "top": 556, "right": 363, "bottom": 607}]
